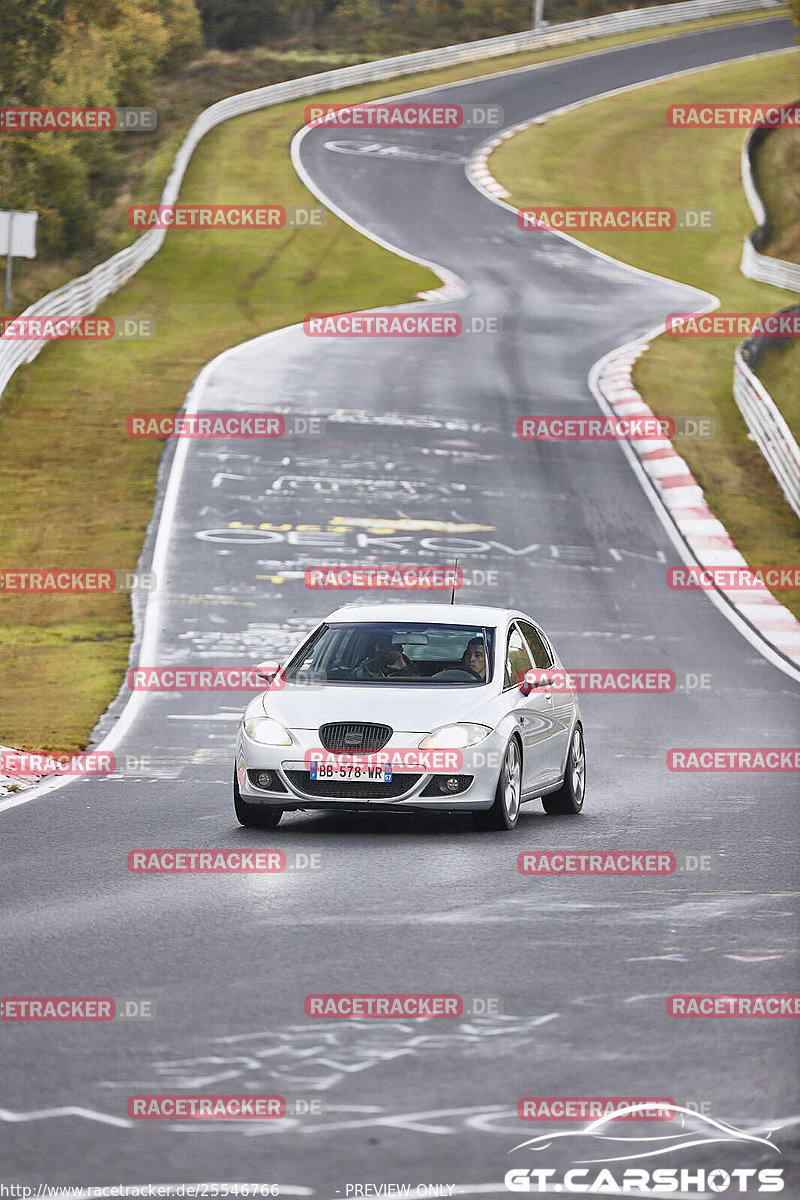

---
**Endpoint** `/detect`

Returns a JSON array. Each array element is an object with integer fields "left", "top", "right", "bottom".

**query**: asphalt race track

[{"left": 2, "top": 17, "right": 799, "bottom": 1195}]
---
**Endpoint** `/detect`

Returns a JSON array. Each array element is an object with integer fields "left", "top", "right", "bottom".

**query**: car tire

[
  {"left": 472, "top": 737, "right": 522, "bottom": 831},
  {"left": 542, "top": 725, "right": 585, "bottom": 815},
  {"left": 233, "top": 768, "right": 283, "bottom": 828}
]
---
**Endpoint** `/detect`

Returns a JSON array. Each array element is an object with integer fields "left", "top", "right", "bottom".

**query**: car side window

[
  {"left": 519, "top": 620, "right": 554, "bottom": 669},
  {"left": 504, "top": 622, "right": 534, "bottom": 689}
]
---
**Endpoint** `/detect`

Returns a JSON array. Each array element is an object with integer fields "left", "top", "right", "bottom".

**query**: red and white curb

[
  {"left": 466, "top": 100, "right": 800, "bottom": 674},
  {"left": 0, "top": 745, "right": 48, "bottom": 798},
  {"left": 595, "top": 344, "right": 800, "bottom": 666},
  {"left": 466, "top": 116, "right": 549, "bottom": 198}
]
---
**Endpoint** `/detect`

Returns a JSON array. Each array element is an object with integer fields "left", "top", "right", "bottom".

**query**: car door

[
  {"left": 504, "top": 621, "right": 560, "bottom": 794},
  {"left": 518, "top": 618, "right": 572, "bottom": 779}
]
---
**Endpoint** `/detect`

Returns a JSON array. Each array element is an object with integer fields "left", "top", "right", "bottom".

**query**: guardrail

[
  {"left": 735, "top": 106, "right": 800, "bottom": 518},
  {"left": 740, "top": 108, "right": 800, "bottom": 292},
  {"left": 734, "top": 305, "right": 800, "bottom": 519},
  {"left": 0, "top": 0, "right": 785, "bottom": 406}
]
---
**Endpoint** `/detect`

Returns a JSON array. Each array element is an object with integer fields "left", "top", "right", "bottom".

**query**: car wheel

[
  {"left": 542, "top": 725, "right": 585, "bottom": 815},
  {"left": 472, "top": 737, "right": 521, "bottom": 831},
  {"left": 233, "top": 767, "right": 283, "bottom": 828}
]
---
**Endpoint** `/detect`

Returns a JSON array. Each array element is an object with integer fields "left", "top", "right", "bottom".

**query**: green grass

[
  {"left": 491, "top": 49, "right": 800, "bottom": 619},
  {"left": 755, "top": 338, "right": 800, "bottom": 444},
  {"left": 755, "top": 120, "right": 800, "bottom": 264},
  {"left": 0, "top": 10, "right": 789, "bottom": 754}
]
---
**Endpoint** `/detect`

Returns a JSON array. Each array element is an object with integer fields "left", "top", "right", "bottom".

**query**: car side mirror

[
  {"left": 519, "top": 668, "right": 549, "bottom": 696},
  {"left": 255, "top": 660, "right": 282, "bottom": 684}
]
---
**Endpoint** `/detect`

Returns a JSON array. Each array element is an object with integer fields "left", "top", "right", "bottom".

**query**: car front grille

[
  {"left": 285, "top": 771, "right": 420, "bottom": 800},
  {"left": 318, "top": 721, "right": 393, "bottom": 753}
]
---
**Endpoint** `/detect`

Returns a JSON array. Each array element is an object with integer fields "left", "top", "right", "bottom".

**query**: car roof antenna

[{"left": 450, "top": 558, "right": 459, "bottom": 605}]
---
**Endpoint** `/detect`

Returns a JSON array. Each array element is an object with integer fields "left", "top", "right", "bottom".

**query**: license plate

[{"left": 309, "top": 763, "right": 392, "bottom": 783}]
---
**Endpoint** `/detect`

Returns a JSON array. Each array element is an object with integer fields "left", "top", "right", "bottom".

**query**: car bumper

[{"left": 236, "top": 726, "right": 510, "bottom": 811}]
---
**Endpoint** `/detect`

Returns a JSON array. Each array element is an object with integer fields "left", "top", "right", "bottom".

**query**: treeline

[
  {"left": 0, "top": 0, "right": 202, "bottom": 256},
  {"left": 195, "top": 0, "right": 702, "bottom": 52},
  {"left": 2, "top": 0, "right": 798, "bottom": 262}
]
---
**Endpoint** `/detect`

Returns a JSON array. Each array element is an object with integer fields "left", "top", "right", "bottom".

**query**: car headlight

[
  {"left": 419, "top": 723, "right": 492, "bottom": 749},
  {"left": 242, "top": 716, "right": 293, "bottom": 746}
]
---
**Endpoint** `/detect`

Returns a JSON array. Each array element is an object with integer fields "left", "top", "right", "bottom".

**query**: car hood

[{"left": 258, "top": 682, "right": 498, "bottom": 732}]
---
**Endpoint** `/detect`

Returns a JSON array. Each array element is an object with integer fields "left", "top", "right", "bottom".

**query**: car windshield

[{"left": 284, "top": 622, "right": 495, "bottom": 685}]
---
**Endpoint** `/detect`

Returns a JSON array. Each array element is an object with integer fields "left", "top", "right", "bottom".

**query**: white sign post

[{"left": 0, "top": 210, "right": 38, "bottom": 310}]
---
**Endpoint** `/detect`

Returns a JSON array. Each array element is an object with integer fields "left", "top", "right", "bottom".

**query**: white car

[{"left": 233, "top": 602, "right": 585, "bottom": 831}]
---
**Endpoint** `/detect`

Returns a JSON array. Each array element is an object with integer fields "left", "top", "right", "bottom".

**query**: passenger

[
  {"left": 354, "top": 633, "right": 414, "bottom": 680},
  {"left": 461, "top": 637, "right": 487, "bottom": 680}
]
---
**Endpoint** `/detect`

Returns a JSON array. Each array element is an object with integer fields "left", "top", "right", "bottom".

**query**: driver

[
  {"left": 354, "top": 633, "right": 413, "bottom": 680},
  {"left": 461, "top": 637, "right": 487, "bottom": 680}
]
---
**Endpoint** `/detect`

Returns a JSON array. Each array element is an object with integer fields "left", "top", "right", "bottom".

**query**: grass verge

[
  {"left": 491, "top": 49, "right": 800, "bottom": 620},
  {"left": 0, "top": 11, "right": 791, "bottom": 753}
]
